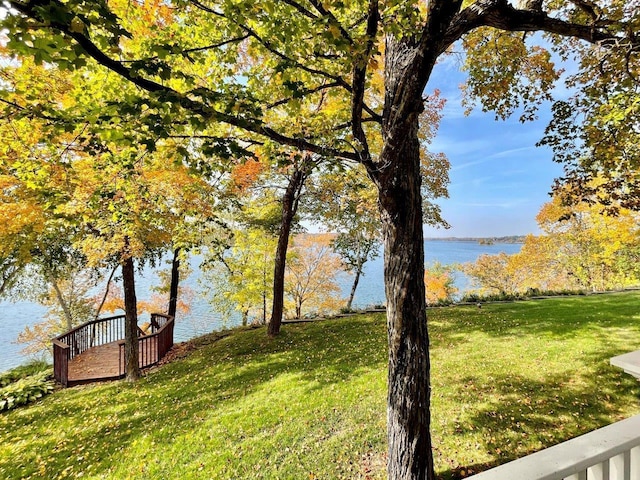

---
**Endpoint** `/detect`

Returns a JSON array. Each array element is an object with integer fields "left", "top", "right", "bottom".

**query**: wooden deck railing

[
  {"left": 118, "top": 313, "right": 175, "bottom": 376},
  {"left": 53, "top": 313, "right": 174, "bottom": 386}
]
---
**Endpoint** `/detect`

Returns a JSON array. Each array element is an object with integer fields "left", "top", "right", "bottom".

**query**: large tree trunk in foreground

[
  {"left": 378, "top": 134, "right": 433, "bottom": 480},
  {"left": 122, "top": 255, "right": 140, "bottom": 382},
  {"left": 372, "top": 34, "right": 435, "bottom": 480},
  {"left": 268, "top": 161, "right": 309, "bottom": 336},
  {"left": 168, "top": 248, "right": 180, "bottom": 319}
]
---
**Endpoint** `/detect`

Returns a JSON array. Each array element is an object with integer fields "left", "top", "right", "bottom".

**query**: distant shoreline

[
  {"left": 301, "top": 232, "right": 527, "bottom": 245},
  {"left": 424, "top": 236, "right": 526, "bottom": 244}
]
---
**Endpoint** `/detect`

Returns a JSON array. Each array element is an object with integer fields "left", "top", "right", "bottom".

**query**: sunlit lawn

[{"left": 1, "top": 291, "right": 640, "bottom": 479}]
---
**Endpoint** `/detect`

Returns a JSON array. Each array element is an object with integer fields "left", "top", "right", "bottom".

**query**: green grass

[{"left": 1, "top": 292, "right": 640, "bottom": 479}]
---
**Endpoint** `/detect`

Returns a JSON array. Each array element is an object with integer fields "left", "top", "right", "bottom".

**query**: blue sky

[{"left": 423, "top": 57, "right": 566, "bottom": 238}]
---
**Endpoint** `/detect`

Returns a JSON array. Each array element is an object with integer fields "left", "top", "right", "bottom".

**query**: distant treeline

[{"left": 425, "top": 236, "right": 526, "bottom": 244}]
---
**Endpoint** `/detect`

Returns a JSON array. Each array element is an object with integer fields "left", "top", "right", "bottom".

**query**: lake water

[{"left": 0, "top": 240, "right": 521, "bottom": 373}]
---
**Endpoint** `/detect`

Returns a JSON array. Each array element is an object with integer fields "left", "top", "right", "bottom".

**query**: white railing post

[
  {"left": 631, "top": 446, "right": 640, "bottom": 478},
  {"left": 609, "top": 451, "right": 629, "bottom": 480},
  {"left": 564, "top": 473, "right": 586, "bottom": 480},
  {"left": 587, "top": 461, "right": 609, "bottom": 480}
]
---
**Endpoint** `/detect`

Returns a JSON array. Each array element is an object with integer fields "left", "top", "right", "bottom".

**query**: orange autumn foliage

[
  {"left": 100, "top": 284, "right": 193, "bottom": 317},
  {"left": 230, "top": 159, "right": 265, "bottom": 193},
  {"left": 424, "top": 263, "right": 458, "bottom": 305}
]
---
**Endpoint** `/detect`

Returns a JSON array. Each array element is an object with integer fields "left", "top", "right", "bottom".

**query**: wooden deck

[
  {"left": 66, "top": 339, "right": 161, "bottom": 385},
  {"left": 54, "top": 313, "right": 174, "bottom": 387},
  {"left": 67, "top": 342, "right": 122, "bottom": 384}
]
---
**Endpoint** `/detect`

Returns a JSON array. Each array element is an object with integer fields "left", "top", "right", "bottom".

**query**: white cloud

[
  {"left": 486, "top": 145, "right": 538, "bottom": 159},
  {"left": 450, "top": 158, "right": 491, "bottom": 171},
  {"left": 431, "top": 135, "right": 495, "bottom": 158}
]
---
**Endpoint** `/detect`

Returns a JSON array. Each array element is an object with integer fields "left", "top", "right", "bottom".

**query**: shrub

[
  {"left": 430, "top": 298, "right": 455, "bottom": 307},
  {"left": 460, "top": 288, "right": 589, "bottom": 304},
  {"left": 0, "top": 360, "right": 51, "bottom": 387},
  {"left": 424, "top": 262, "right": 458, "bottom": 306},
  {"left": 0, "top": 371, "right": 54, "bottom": 411},
  {"left": 0, "top": 363, "right": 54, "bottom": 411}
]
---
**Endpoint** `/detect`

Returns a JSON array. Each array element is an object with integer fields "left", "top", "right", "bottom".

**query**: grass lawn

[{"left": 1, "top": 291, "right": 640, "bottom": 479}]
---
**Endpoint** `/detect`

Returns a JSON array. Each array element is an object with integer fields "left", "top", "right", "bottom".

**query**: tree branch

[
  {"left": 568, "top": 0, "right": 600, "bottom": 22},
  {"left": 265, "top": 81, "right": 342, "bottom": 109},
  {"left": 189, "top": 0, "right": 352, "bottom": 90},
  {"left": 443, "top": 0, "right": 634, "bottom": 54},
  {"left": 120, "top": 35, "right": 251, "bottom": 64},
  {"left": 7, "top": 0, "right": 360, "bottom": 162},
  {"left": 189, "top": 0, "right": 381, "bottom": 122},
  {"left": 0, "top": 97, "right": 63, "bottom": 123},
  {"left": 0, "top": 96, "right": 26, "bottom": 110},
  {"left": 280, "top": 0, "right": 320, "bottom": 20},
  {"left": 351, "top": 0, "right": 379, "bottom": 164},
  {"left": 307, "top": 0, "right": 354, "bottom": 45},
  {"left": 185, "top": 35, "right": 251, "bottom": 54}
]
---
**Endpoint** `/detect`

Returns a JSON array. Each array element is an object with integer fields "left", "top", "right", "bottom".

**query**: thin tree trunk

[
  {"left": 168, "top": 248, "right": 180, "bottom": 319},
  {"left": 122, "top": 255, "right": 140, "bottom": 382},
  {"left": 346, "top": 263, "right": 363, "bottom": 312},
  {"left": 51, "top": 279, "right": 73, "bottom": 330},
  {"left": 268, "top": 160, "right": 309, "bottom": 336},
  {"left": 263, "top": 250, "right": 268, "bottom": 325},
  {"left": 94, "top": 265, "right": 118, "bottom": 320},
  {"left": 0, "top": 264, "right": 22, "bottom": 297}
]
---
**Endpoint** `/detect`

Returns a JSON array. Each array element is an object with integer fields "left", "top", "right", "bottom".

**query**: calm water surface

[{"left": 0, "top": 240, "right": 521, "bottom": 372}]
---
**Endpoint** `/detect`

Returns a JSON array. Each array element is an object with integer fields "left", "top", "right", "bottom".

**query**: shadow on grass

[
  {"left": 4, "top": 293, "right": 640, "bottom": 479},
  {"left": 435, "top": 342, "right": 640, "bottom": 479},
  {"left": 0, "top": 314, "right": 389, "bottom": 479}
]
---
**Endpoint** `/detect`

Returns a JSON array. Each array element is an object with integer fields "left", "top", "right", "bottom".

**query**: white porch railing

[
  {"left": 468, "top": 414, "right": 640, "bottom": 480},
  {"left": 610, "top": 350, "right": 640, "bottom": 380}
]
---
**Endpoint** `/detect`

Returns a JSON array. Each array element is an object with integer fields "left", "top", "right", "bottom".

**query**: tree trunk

[
  {"left": 0, "top": 263, "right": 22, "bottom": 297},
  {"left": 168, "top": 248, "right": 180, "bottom": 319},
  {"left": 372, "top": 35, "right": 436, "bottom": 480},
  {"left": 94, "top": 265, "right": 118, "bottom": 320},
  {"left": 262, "top": 261, "right": 267, "bottom": 325},
  {"left": 346, "top": 261, "right": 363, "bottom": 311},
  {"left": 377, "top": 126, "right": 434, "bottom": 479},
  {"left": 268, "top": 161, "right": 309, "bottom": 336},
  {"left": 51, "top": 279, "right": 73, "bottom": 330},
  {"left": 122, "top": 255, "right": 140, "bottom": 382}
]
